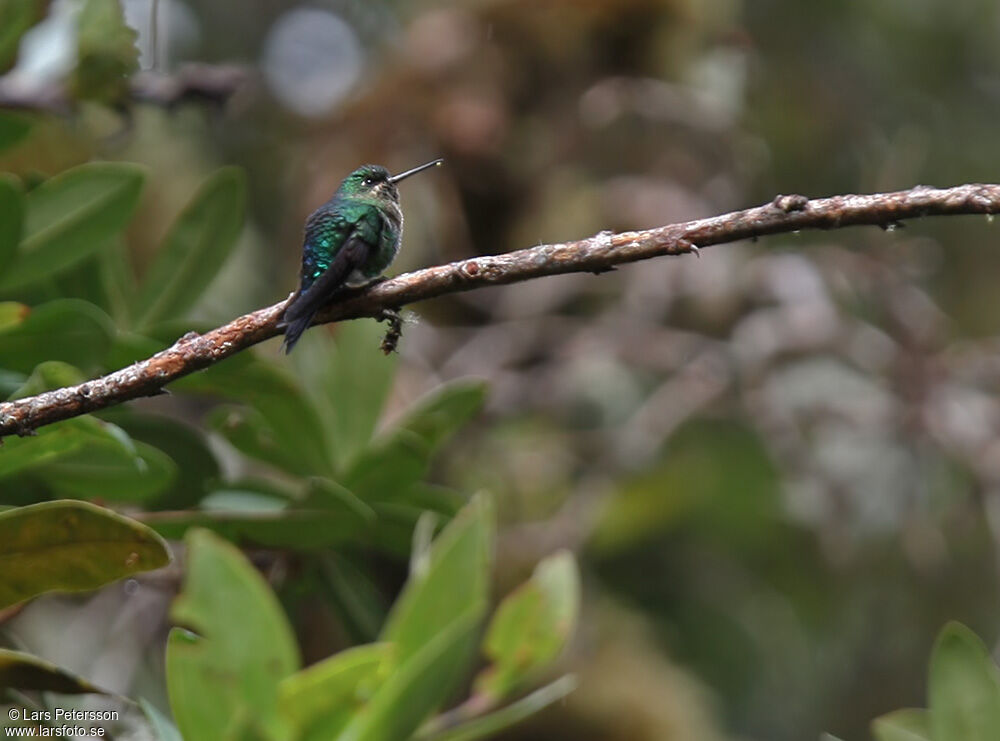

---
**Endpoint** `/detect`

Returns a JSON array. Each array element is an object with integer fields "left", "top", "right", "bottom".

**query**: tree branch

[{"left": 2, "top": 182, "right": 999, "bottom": 439}]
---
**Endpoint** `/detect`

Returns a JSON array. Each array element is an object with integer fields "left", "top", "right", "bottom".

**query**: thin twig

[
  {"left": 149, "top": 0, "right": 161, "bottom": 73},
  {"left": 2, "top": 182, "right": 999, "bottom": 439}
]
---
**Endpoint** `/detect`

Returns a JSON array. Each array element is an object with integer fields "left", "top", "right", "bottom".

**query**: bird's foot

[
  {"left": 377, "top": 307, "right": 404, "bottom": 355},
  {"left": 338, "top": 275, "right": 389, "bottom": 299},
  {"left": 678, "top": 238, "right": 701, "bottom": 257}
]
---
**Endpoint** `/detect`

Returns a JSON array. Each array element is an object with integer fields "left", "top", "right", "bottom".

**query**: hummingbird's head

[
  {"left": 340, "top": 164, "right": 397, "bottom": 204},
  {"left": 337, "top": 159, "right": 443, "bottom": 205}
]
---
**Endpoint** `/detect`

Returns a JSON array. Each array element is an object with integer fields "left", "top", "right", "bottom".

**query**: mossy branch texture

[{"left": 2, "top": 182, "right": 999, "bottom": 439}]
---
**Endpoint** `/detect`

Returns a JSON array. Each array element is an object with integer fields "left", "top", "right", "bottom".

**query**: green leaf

[
  {"left": 321, "top": 554, "right": 388, "bottom": 643},
  {"left": 392, "top": 484, "right": 467, "bottom": 518},
  {"left": 103, "top": 412, "right": 220, "bottom": 509},
  {"left": 279, "top": 643, "right": 390, "bottom": 741},
  {"left": 0, "top": 649, "right": 109, "bottom": 694},
  {"left": 222, "top": 712, "right": 272, "bottom": 741},
  {"left": 108, "top": 330, "right": 165, "bottom": 369},
  {"left": 929, "top": 621, "right": 1000, "bottom": 741},
  {"left": 140, "top": 698, "right": 184, "bottom": 741},
  {"left": 206, "top": 404, "right": 312, "bottom": 478},
  {"left": 343, "top": 432, "right": 429, "bottom": 503},
  {"left": 9, "top": 360, "right": 85, "bottom": 399},
  {"left": 71, "top": 0, "right": 139, "bottom": 103},
  {"left": 0, "top": 500, "right": 171, "bottom": 609},
  {"left": 166, "top": 529, "right": 299, "bottom": 741},
  {"left": 0, "top": 399, "right": 168, "bottom": 503},
  {"left": 141, "top": 506, "right": 372, "bottom": 549},
  {"left": 34, "top": 439, "right": 177, "bottom": 502},
  {"left": 339, "top": 607, "right": 483, "bottom": 741},
  {"left": 200, "top": 490, "right": 287, "bottom": 512},
  {"left": 361, "top": 487, "right": 465, "bottom": 558},
  {"left": 872, "top": 709, "right": 932, "bottom": 741},
  {"left": 0, "top": 299, "right": 114, "bottom": 374},
  {"left": 133, "top": 168, "right": 245, "bottom": 328},
  {"left": 475, "top": 551, "right": 579, "bottom": 701},
  {"left": 367, "top": 503, "right": 435, "bottom": 559},
  {"left": 328, "top": 498, "right": 493, "bottom": 740},
  {"left": 292, "top": 321, "right": 398, "bottom": 469},
  {"left": 0, "top": 175, "right": 23, "bottom": 274},
  {"left": 0, "top": 163, "right": 145, "bottom": 291},
  {"left": 344, "top": 380, "right": 487, "bottom": 500},
  {"left": 419, "top": 676, "right": 578, "bottom": 741},
  {"left": 397, "top": 380, "right": 488, "bottom": 452},
  {"left": 200, "top": 482, "right": 297, "bottom": 506},
  {"left": 0, "top": 112, "right": 32, "bottom": 154},
  {"left": 382, "top": 495, "right": 493, "bottom": 665},
  {"left": 303, "top": 478, "right": 376, "bottom": 522},
  {"left": 54, "top": 239, "right": 135, "bottom": 324},
  {"left": 0, "top": 0, "right": 40, "bottom": 72},
  {"left": 188, "top": 358, "right": 332, "bottom": 477},
  {"left": 0, "top": 417, "right": 128, "bottom": 481},
  {"left": 97, "top": 239, "right": 136, "bottom": 324}
]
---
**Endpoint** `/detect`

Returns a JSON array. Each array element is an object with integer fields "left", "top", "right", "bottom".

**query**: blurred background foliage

[{"left": 2, "top": 0, "right": 1000, "bottom": 740}]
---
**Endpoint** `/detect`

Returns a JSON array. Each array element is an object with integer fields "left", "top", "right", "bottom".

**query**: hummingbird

[{"left": 279, "top": 158, "right": 443, "bottom": 353}]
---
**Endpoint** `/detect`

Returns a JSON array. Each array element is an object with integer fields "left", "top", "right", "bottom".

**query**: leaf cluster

[{"left": 0, "top": 9, "right": 579, "bottom": 737}]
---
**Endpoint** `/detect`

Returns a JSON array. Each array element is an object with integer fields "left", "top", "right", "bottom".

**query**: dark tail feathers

[
  {"left": 279, "top": 306, "right": 316, "bottom": 354},
  {"left": 279, "top": 286, "right": 325, "bottom": 354},
  {"left": 279, "top": 236, "right": 372, "bottom": 353}
]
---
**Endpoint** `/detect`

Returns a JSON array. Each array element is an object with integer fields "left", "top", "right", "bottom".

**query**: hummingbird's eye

[{"left": 363, "top": 177, "right": 375, "bottom": 187}]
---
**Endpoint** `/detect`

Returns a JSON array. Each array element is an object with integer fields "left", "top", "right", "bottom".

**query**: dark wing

[
  {"left": 297, "top": 208, "right": 350, "bottom": 293},
  {"left": 279, "top": 215, "right": 381, "bottom": 354}
]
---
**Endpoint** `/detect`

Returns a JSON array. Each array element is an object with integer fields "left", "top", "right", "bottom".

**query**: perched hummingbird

[{"left": 279, "top": 158, "right": 443, "bottom": 353}]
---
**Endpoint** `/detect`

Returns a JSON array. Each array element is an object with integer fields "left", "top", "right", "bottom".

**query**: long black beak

[{"left": 389, "top": 158, "right": 444, "bottom": 184}]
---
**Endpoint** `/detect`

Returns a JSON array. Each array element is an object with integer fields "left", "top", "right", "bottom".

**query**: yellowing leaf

[{"left": 0, "top": 500, "right": 171, "bottom": 609}]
